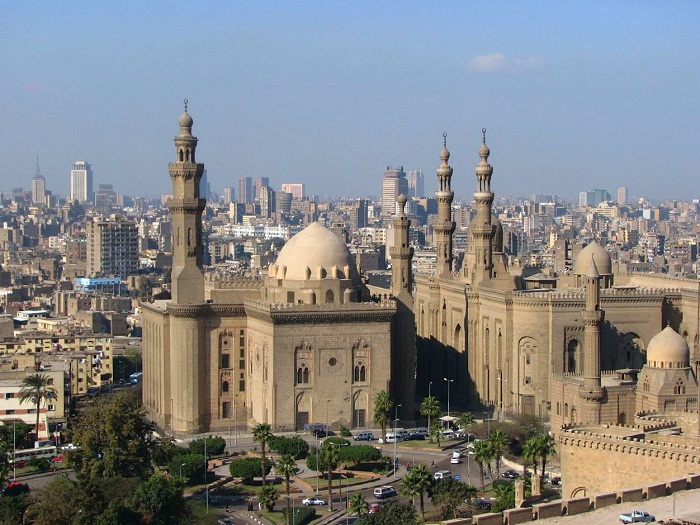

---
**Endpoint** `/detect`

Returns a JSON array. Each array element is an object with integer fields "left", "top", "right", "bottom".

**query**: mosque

[{"left": 141, "top": 106, "right": 416, "bottom": 436}]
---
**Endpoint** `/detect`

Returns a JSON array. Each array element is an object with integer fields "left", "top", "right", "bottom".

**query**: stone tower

[
  {"left": 390, "top": 194, "right": 417, "bottom": 421},
  {"left": 580, "top": 257, "right": 604, "bottom": 422},
  {"left": 169, "top": 99, "right": 206, "bottom": 305},
  {"left": 434, "top": 134, "right": 455, "bottom": 278},
  {"left": 463, "top": 129, "right": 494, "bottom": 285}
]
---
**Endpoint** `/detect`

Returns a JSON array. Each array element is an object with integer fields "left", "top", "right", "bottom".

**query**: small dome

[
  {"left": 397, "top": 194, "right": 407, "bottom": 206},
  {"left": 179, "top": 111, "right": 193, "bottom": 128},
  {"left": 274, "top": 222, "right": 361, "bottom": 283},
  {"left": 574, "top": 241, "right": 612, "bottom": 275},
  {"left": 646, "top": 326, "right": 689, "bottom": 368},
  {"left": 491, "top": 215, "right": 504, "bottom": 252}
]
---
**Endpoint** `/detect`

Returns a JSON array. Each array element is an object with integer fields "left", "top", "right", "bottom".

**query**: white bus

[{"left": 9, "top": 445, "right": 58, "bottom": 468}]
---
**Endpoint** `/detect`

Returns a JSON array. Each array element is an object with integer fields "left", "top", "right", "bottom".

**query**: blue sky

[{"left": 1, "top": 1, "right": 699, "bottom": 202}]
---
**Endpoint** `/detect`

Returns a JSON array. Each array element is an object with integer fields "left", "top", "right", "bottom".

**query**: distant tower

[
  {"left": 237, "top": 177, "right": 253, "bottom": 203},
  {"left": 31, "top": 156, "right": 46, "bottom": 205},
  {"left": 390, "top": 194, "right": 416, "bottom": 420},
  {"left": 617, "top": 187, "right": 628, "bottom": 205},
  {"left": 381, "top": 167, "right": 408, "bottom": 221},
  {"left": 407, "top": 170, "right": 424, "bottom": 198},
  {"left": 222, "top": 187, "right": 234, "bottom": 205},
  {"left": 254, "top": 177, "right": 270, "bottom": 201},
  {"left": 434, "top": 133, "right": 455, "bottom": 278},
  {"left": 70, "top": 161, "right": 93, "bottom": 203},
  {"left": 168, "top": 100, "right": 205, "bottom": 305},
  {"left": 580, "top": 257, "right": 604, "bottom": 423},
  {"left": 462, "top": 129, "right": 494, "bottom": 285}
]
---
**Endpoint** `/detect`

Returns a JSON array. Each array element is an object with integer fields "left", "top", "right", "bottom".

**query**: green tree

[
  {"left": 455, "top": 412, "right": 474, "bottom": 435},
  {"left": 127, "top": 473, "right": 186, "bottom": 525},
  {"left": 151, "top": 436, "right": 178, "bottom": 466},
  {"left": 401, "top": 464, "right": 433, "bottom": 519},
  {"left": 323, "top": 444, "right": 340, "bottom": 511},
  {"left": 464, "top": 483, "right": 478, "bottom": 504},
  {"left": 488, "top": 429, "right": 509, "bottom": 479},
  {"left": 257, "top": 484, "right": 278, "bottom": 512},
  {"left": 188, "top": 436, "right": 226, "bottom": 457},
  {"left": 252, "top": 423, "right": 274, "bottom": 485},
  {"left": 534, "top": 434, "right": 556, "bottom": 478},
  {"left": 429, "top": 421, "right": 443, "bottom": 448},
  {"left": 276, "top": 454, "right": 296, "bottom": 523},
  {"left": 337, "top": 445, "right": 382, "bottom": 466},
  {"left": 372, "top": 391, "right": 393, "bottom": 443},
  {"left": 349, "top": 493, "right": 369, "bottom": 517},
  {"left": 491, "top": 481, "right": 515, "bottom": 513},
  {"left": 472, "top": 440, "right": 492, "bottom": 492},
  {"left": 70, "top": 392, "right": 153, "bottom": 481},
  {"left": 430, "top": 477, "right": 471, "bottom": 520},
  {"left": 419, "top": 396, "right": 440, "bottom": 437},
  {"left": 356, "top": 502, "right": 417, "bottom": 525},
  {"left": 269, "top": 436, "right": 309, "bottom": 459},
  {"left": 229, "top": 457, "right": 272, "bottom": 484},
  {"left": 522, "top": 437, "right": 539, "bottom": 478},
  {"left": 18, "top": 373, "right": 58, "bottom": 440},
  {"left": 32, "top": 475, "right": 106, "bottom": 525},
  {"left": 168, "top": 453, "right": 204, "bottom": 481},
  {"left": 0, "top": 492, "right": 30, "bottom": 525}
]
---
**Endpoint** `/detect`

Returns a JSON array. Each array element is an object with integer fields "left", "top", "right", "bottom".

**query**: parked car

[
  {"left": 302, "top": 497, "right": 326, "bottom": 506},
  {"left": 502, "top": 470, "right": 520, "bottom": 479},
  {"left": 433, "top": 470, "right": 452, "bottom": 481},
  {"left": 368, "top": 503, "right": 381, "bottom": 514},
  {"left": 550, "top": 476, "right": 562, "bottom": 486},
  {"left": 353, "top": 431, "right": 374, "bottom": 441},
  {"left": 450, "top": 456, "right": 461, "bottom": 464},
  {"left": 619, "top": 510, "right": 656, "bottom": 523},
  {"left": 407, "top": 431, "right": 426, "bottom": 440},
  {"left": 373, "top": 486, "right": 397, "bottom": 499},
  {"left": 472, "top": 498, "right": 494, "bottom": 510}
]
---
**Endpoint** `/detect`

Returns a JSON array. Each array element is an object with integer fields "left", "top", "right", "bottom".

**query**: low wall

[
  {"left": 593, "top": 492, "right": 617, "bottom": 509},
  {"left": 644, "top": 483, "right": 667, "bottom": 499},
  {"left": 503, "top": 507, "right": 533, "bottom": 524},
  {"left": 618, "top": 488, "right": 643, "bottom": 502},
  {"left": 440, "top": 520, "right": 472, "bottom": 525},
  {"left": 668, "top": 478, "right": 688, "bottom": 492},
  {"left": 564, "top": 497, "right": 590, "bottom": 515},
  {"left": 472, "top": 513, "right": 505, "bottom": 525},
  {"left": 688, "top": 474, "right": 700, "bottom": 489},
  {"left": 533, "top": 501, "right": 562, "bottom": 519}
]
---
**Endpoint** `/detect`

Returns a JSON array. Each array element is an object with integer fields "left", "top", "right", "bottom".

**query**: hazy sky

[{"left": 2, "top": 2, "right": 699, "bottom": 202}]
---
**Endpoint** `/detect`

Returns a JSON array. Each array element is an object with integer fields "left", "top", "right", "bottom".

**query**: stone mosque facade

[
  {"left": 415, "top": 131, "right": 700, "bottom": 427},
  {"left": 141, "top": 107, "right": 416, "bottom": 436}
]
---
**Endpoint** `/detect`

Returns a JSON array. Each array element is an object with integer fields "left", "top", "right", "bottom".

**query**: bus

[
  {"left": 129, "top": 372, "right": 143, "bottom": 384},
  {"left": 9, "top": 445, "right": 58, "bottom": 468}
]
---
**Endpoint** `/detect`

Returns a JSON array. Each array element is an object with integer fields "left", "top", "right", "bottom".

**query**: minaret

[
  {"left": 168, "top": 99, "right": 206, "bottom": 305},
  {"left": 580, "top": 257, "right": 604, "bottom": 421},
  {"left": 390, "top": 194, "right": 417, "bottom": 422},
  {"left": 463, "top": 129, "right": 494, "bottom": 285},
  {"left": 434, "top": 133, "right": 455, "bottom": 278}
]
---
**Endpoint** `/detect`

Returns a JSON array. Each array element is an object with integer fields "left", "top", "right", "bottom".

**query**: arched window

[
  {"left": 297, "top": 365, "right": 309, "bottom": 385},
  {"left": 354, "top": 365, "right": 360, "bottom": 382},
  {"left": 185, "top": 149, "right": 190, "bottom": 161},
  {"left": 222, "top": 381, "right": 229, "bottom": 393},
  {"left": 675, "top": 380, "right": 685, "bottom": 395},
  {"left": 564, "top": 403, "right": 569, "bottom": 417},
  {"left": 360, "top": 365, "right": 366, "bottom": 382},
  {"left": 303, "top": 367, "right": 309, "bottom": 383},
  {"left": 567, "top": 339, "right": 579, "bottom": 373},
  {"left": 179, "top": 150, "right": 184, "bottom": 162},
  {"left": 325, "top": 290, "right": 334, "bottom": 303}
]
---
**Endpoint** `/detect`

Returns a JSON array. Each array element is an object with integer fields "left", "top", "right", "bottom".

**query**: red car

[
  {"left": 51, "top": 455, "right": 63, "bottom": 463},
  {"left": 368, "top": 503, "right": 381, "bottom": 514}
]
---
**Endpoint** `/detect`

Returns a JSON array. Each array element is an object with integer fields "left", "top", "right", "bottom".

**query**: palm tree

[
  {"left": 464, "top": 483, "right": 478, "bottom": 505},
  {"left": 348, "top": 493, "right": 368, "bottom": 517},
  {"left": 535, "top": 434, "right": 556, "bottom": 478},
  {"left": 522, "top": 436, "right": 539, "bottom": 478},
  {"left": 488, "top": 429, "right": 508, "bottom": 479},
  {"left": 472, "top": 440, "right": 491, "bottom": 492},
  {"left": 276, "top": 454, "right": 296, "bottom": 523},
  {"left": 420, "top": 396, "right": 440, "bottom": 437},
  {"left": 253, "top": 423, "right": 274, "bottom": 485},
  {"left": 401, "top": 464, "right": 433, "bottom": 519},
  {"left": 455, "top": 412, "right": 474, "bottom": 437},
  {"left": 429, "top": 421, "right": 443, "bottom": 448},
  {"left": 372, "top": 390, "right": 393, "bottom": 443},
  {"left": 257, "top": 484, "right": 278, "bottom": 512},
  {"left": 19, "top": 373, "right": 58, "bottom": 440},
  {"left": 324, "top": 444, "right": 340, "bottom": 512}
]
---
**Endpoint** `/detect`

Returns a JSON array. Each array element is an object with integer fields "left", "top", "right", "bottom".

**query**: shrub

[
  {"left": 322, "top": 437, "right": 350, "bottom": 448},
  {"left": 168, "top": 453, "right": 204, "bottom": 480},
  {"left": 339, "top": 426, "right": 351, "bottom": 437},
  {"left": 269, "top": 436, "right": 309, "bottom": 459},
  {"left": 338, "top": 445, "right": 382, "bottom": 465},
  {"left": 189, "top": 436, "right": 226, "bottom": 457},
  {"left": 305, "top": 447, "right": 327, "bottom": 472},
  {"left": 284, "top": 506, "right": 316, "bottom": 525},
  {"left": 28, "top": 458, "right": 51, "bottom": 472},
  {"left": 229, "top": 457, "right": 272, "bottom": 483}
]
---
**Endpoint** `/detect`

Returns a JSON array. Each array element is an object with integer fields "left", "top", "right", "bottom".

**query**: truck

[{"left": 619, "top": 510, "right": 656, "bottom": 523}]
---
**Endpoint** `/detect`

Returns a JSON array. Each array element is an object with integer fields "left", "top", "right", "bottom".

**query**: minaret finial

[
  {"left": 443, "top": 132, "right": 447, "bottom": 148},
  {"left": 482, "top": 128, "right": 486, "bottom": 144},
  {"left": 183, "top": 98, "right": 189, "bottom": 112}
]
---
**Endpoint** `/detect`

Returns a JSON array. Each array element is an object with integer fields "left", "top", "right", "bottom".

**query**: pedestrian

[{"left": 225, "top": 504, "right": 229, "bottom": 513}]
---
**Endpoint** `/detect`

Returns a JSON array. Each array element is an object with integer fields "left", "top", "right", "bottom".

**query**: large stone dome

[
  {"left": 574, "top": 241, "right": 612, "bottom": 275},
  {"left": 646, "top": 326, "right": 689, "bottom": 369},
  {"left": 273, "top": 222, "right": 361, "bottom": 283}
]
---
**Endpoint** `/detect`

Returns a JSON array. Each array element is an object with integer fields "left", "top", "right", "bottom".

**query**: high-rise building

[
  {"left": 222, "top": 187, "right": 234, "bottom": 205},
  {"left": 260, "top": 186, "right": 275, "bottom": 218},
  {"left": 407, "top": 170, "right": 424, "bottom": 198},
  {"left": 31, "top": 156, "right": 46, "bottom": 205},
  {"left": 237, "top": 177, "right": 253, "bottom": 203},
  {"left": 200, "top": 169, "right": 210, "bottom": 200},
  {"left": 617, "top": 186, "right": 628, "bottom": 205},
  {"left": 70, "top": 161, "right": 93, "bottom": 203},
  {"left": 95, "top": 184, "right": 118, "bottom": 210},
  {"left": 86, "top": 215, "right": 139, "bottom": 278},
  {"left": 254, "top": 177, "right": 270, "bottom": 201},
  {"left": 579, "top": 189, "right": 611, "bottom": 208},
  {"left": 275, "top": 191, "right": 293, "bottom": 214},
  {"left": 347, "top": 199, "right": 368, "bottom": 229},
  {"left": 281, "top": 183, "right": 305, "bottom": 199},
  {"left": 381, "top": 166, "right": 408, "bottom": 221}
]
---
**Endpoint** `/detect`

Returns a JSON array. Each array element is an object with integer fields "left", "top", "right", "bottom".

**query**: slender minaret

[
  {"left": 168, "top": 99, "right": 205, "bottom": 305},
  {"left": 434, "top": 133, "right": 455, "bottom": 278},
  {"left": 463, "top": 129, "right": 494, "bottom": 285},
  {"left": 580, "top": 257, "right": 604, "bottom": 420},
  {"left": 390, "top": 194, "right": 417, "bottom": 422}
]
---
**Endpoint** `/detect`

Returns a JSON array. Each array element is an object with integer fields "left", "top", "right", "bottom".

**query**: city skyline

[{"left": 1, "top": 2, "right": 699, "bottom": 201}]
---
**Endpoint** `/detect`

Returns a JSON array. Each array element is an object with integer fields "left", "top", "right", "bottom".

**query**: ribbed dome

[
  {"left": 574, "top": 241, "right": 612, "bottom": 275},
  {"left": 646, "top": 326, "right": 689, "bottom": 368},
  {"left": 274, "top": 222, "right": 361, "bottom": 283}
]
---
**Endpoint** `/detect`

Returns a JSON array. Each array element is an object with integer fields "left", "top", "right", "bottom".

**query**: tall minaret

[
  {"left": 168, "top": 99, "right": 206, "bottom": 305},
  {"left": 390, "top": 194, "right": 417, "bottom": 422},
  {"left": 434, "top": 133, "right": 455, "bottom": 278},
  {"left": 463, "top": 129, "right": 494, "bottom": 285},
  {"left": 580, "top": 257, "right": 604, "bottom": 422}
]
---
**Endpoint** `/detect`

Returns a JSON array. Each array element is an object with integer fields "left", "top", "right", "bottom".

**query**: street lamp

[
  {"left": 444, "top": 378, "right": 454, "bottom": 418},
  {"left": 393, "top": 404, "right": 402, "bottom": 479},
  {"left": 179, "top": 462, "right": 186, "bottom": 477},
  {"left": 326, "top": 400, "right": 330, "bottom": 440},
  {"left": 428, "top": 381, "right": 433, "bottom": 431}
]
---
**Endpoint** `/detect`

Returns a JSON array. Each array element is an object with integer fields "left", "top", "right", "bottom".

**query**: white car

[
  {"left": 302, "top": 497, "right": 326, "bottom": 506},
  {"left": 450, "top": 456, "right": 461, "bottom": 464}
]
